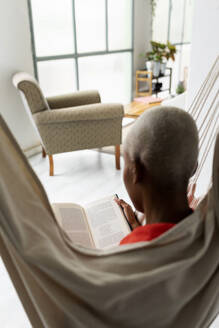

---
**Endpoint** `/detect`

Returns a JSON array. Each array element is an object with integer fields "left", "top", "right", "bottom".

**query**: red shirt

[{"left": 120, "top": 223, "right": 176, "bottom": 245}]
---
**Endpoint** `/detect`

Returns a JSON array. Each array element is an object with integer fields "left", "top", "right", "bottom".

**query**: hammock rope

[
  {"left": 189, "top": 56, "right": 219, "bottom": 117},
  {"left": 188, "top": 56, "right": 219, "bottom": 207}
]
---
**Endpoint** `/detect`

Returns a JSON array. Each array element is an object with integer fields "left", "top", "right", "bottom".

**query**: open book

[{"left": 52, "top": 195, "right": 131, "bottom": 250}]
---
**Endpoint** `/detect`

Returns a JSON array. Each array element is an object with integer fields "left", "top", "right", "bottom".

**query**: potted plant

[
  {"left": 141, "top": 41, "right": 177, "bottom": 77},
  {"left": 150, "top": 41, "right": 165, "bottom": 76},
  {"left": 160, "top": 41, "right": 177, "bottom": 75},
  {"left": 141, "top": 41, "right": 163, "bottom": 73},
  {"left": 152, "top": 53, "right": 162, "bottom": 77},
  {"left": 176, "top": 81, "right": 185, "bottom": 94},
  {"left": 144, "top": 41, "right": 166, "bottom": 77},
  {"left": 144, "top": 52, "right": 154, "bottom": 72}
]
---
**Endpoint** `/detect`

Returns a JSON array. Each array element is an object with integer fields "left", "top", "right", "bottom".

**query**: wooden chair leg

[
  {"left": 49, "top": 155, "right": 54, "bottom": 176},
  {"left": 42, "top": 146, "right": 46, "bottom": 158},
  {"left": 115, "top": 145, "right": 120, "bottom": 170}
]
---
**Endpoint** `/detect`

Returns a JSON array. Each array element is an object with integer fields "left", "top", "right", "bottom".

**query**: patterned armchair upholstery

[{"left": 13, "top": 72, "right": 124, "bottom": 175}]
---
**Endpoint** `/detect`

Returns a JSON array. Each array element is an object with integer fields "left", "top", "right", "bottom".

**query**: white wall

[
  {"left": 133, "top": 0, "right": 152, "bottom": 95},
  {"left": 186, "top": 0, "right": 219, "bottom": 198},
  {"left": 187, "top": 0, "right": 219, "bottom": 107},
  {"left": 0, "top": 0, "right": 40, "bottom": 151}
]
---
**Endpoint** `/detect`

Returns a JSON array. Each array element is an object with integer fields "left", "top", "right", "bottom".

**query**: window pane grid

[
  {"left": 37, "top": 59, "right": 77, "bottom": 97},
  {"left": 78, "top": 53, "right": 132, "bottom": 103},
  {"left": 108, "top": 0, "right": 132, "bottom": 51},
  {"left": 29, "top": 0, "right": 134, "bottom": 102},
  {"left": 31, "top": 0, "right": 75, "bottom": 57},
  {"left": 152, "top": 0, "right": 192, "bottom": 95},
  {"left": 75, "top": 0, "right": 106, "bottom": 53}
]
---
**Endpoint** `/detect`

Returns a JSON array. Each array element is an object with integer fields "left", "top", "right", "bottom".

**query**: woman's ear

[{"left": 132, "top": 159, "right": 146, "bottom": 184}]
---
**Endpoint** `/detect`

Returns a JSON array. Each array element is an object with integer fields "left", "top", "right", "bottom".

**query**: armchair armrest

[
  {"left": 46, "top": 90, "right": 101, "bottom": 109},
  {"left": 33, "top": 103, "right": 124, "bottom": 125}
]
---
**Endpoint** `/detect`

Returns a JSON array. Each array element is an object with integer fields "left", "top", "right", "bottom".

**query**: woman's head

[{"left": 123, "top": 106, "right": 199, "bottom": 212}]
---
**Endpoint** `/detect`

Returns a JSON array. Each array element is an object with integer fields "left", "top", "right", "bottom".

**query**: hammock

[
  {"left": 0, "top": 116, "right": 219, "bottom": 328},
  {"left": 188, "top": 56, "right": 219, "bottom": 207}
]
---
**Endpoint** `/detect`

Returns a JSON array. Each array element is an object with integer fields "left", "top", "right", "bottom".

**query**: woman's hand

[
  {"left": 187, "top": 183, "right": 199, "bottom": 209},
  {"left": 114, "top": 198, "right": 141, "bottom": 230}
]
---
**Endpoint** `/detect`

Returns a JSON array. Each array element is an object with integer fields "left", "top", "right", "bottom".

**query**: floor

[{"left": 0, "top": 145, "right": 218, "bottom": 327}]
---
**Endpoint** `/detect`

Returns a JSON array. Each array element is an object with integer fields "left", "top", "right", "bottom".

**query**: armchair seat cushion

[{"left": 33, "top": 103, "right": 124, "bottom": 125}]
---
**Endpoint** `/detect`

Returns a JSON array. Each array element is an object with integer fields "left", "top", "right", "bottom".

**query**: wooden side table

[{"left": 124, "top": 101, "right": 162, "bottom": 118}]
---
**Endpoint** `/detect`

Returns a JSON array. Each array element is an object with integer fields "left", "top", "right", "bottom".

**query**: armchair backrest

[{"left": 12, "top": 72, "right": 49, "bottom": 114}]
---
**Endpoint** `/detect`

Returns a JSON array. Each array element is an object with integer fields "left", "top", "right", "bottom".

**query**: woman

[{"left": 115, "top": 106, "right": 199, "bottom": 245}]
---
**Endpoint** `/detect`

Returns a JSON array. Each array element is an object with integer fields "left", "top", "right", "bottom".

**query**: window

[
  {"left": 152, "top": 0, "right": 193, "bottom": 94},
  {"left": 28, "top": 0, "right": 134, "bottom": 104}
]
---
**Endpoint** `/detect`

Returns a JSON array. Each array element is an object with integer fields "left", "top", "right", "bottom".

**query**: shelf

[
  {"left": 152, "top": 74, "right": 171, "bottom": 80},
  {"left": 136, "top": 67, "right": 172, "bottom": 98},
  {"left": 159, "top": 88, "right": 170, "bottom": 92},
  {"left": 152, "top": 89, "right": 170, "bottom": 94},
  {"left": 139, "top": 68, "right": 171, "bottom": 78},
  {"left": 137, "top": 77, "right": 151, "bottom": 81},
  {"left": 138, "top": 87, "right": 150, "bottom": 92},
  {"left": 136, "top": 92, "right": 152, "bottom": 96}
]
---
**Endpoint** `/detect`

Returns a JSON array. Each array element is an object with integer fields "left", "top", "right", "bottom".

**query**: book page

[
  {"left": 85, "top": 196, "right": 131, "bottom": 249},
  {"left": 52, "top": 203, "right": 94, "bottom": 248}
]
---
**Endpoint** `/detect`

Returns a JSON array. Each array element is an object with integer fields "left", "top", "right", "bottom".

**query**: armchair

[{"left": 12, "top": 72, "right": 124, "bottom": 175}]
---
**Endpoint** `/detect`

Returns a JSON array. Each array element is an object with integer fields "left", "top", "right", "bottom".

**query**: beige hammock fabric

[{"left": 0, "top": 114, "right": 219, "bottom": 328}]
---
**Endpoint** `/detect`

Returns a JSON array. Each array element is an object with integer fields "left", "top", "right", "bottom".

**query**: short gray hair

[{"left": 124, "top": 106, "right": 199, "bottom": 190}]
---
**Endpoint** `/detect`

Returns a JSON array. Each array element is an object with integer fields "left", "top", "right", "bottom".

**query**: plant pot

[
  {"left": 153, "top": 61, "right": 161, "bottom": 77},
  {"left": 153, "top": 82, "right": 163, "bottom": 92},
  {"left": 176, "top": 81, "right": 185, "bottom": 94},
  {"left": 160, "top": 62, "right": 166, "bottom": 75},
  {"left": 145, "top": 60, "right": 153, "bottom": 72}
]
